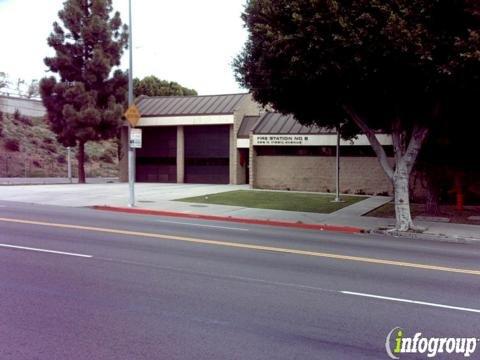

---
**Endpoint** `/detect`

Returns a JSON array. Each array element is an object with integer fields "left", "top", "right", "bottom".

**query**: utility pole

[
  {"left": 127, "top": 0, "right": 135, "bottom": 207},
  {"left": 67, "top": 146, "right": 72, "bottom": 183},
  {"left": 332, "top": 127, "right": 343, "bottom": 203}
]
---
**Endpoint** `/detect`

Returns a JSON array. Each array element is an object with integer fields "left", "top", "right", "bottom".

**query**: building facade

[{"left": 119, "top": 93, "right": 394, "bottom": 195}]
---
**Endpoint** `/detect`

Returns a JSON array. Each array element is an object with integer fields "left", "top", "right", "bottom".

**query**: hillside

[{"left": 0, "top": 109, "right": 119, "bottom": 178}]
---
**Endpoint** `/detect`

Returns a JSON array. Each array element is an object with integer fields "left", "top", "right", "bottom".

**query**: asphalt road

[{"left": 0, "top": 200, "right": 479, "bottom": 359}]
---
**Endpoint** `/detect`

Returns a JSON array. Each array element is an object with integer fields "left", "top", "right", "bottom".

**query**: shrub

[
  {"left": 376, "top": 191, "right": 390, "bottom": 197},
  {"left": 13, "top": 109, "right": 34, "bottom": 126},
  {"left": 43, "top": 137, "right": 54, "bottom": 144},
  {"left": 99, "top": 152, "right": 114, "bottom": 163},
  {"left": 4, "top": 138, "right": 20, "bottom": 151},
  {"left": 42, "top": 143, "right": 56, "bottom": 153},
  {"left": 40, "top": 141, "right": 56, "bottom": 153},
  {"left": 18, "top": 115, "right": 33, "bottom": 126},
  {"left": 57, "top": 154, "right": 66, "bottom": 164}
]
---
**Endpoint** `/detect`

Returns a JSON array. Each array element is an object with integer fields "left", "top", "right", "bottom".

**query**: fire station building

[{"left": 119, "top": 93, "right": 393, "bottom": 195}]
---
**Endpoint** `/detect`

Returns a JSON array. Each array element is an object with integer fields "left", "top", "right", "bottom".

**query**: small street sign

[
  {"left": 129, "top": 128, "right": 142, "bottom": 148},
  {"left": 124, "top": 104, "right": 141, "bottom": 127}
]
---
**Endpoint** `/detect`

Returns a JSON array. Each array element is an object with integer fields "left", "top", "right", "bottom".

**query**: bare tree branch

[
  {"left": 343, "top": 105, "right": 394, "bottom": 180},
  {"left": 391, "top": 117, "right": 405, "bottom": 164},
  {"left": 404, "top": 125, "right": 429, "bottom": 175}
]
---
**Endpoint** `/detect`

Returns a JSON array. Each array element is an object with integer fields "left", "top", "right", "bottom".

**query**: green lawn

[{"left": 176, "top": 190, "right": 367, "bottom": 214}]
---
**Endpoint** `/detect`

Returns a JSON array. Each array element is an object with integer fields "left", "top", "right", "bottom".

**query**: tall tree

[
  {"left": 15, "top": 78, "right": 25, "bottom": 97},
  {"left": 40, "top": 0, "right": 128, "bottom": 183},
  {"left": 26, "top": 80, "right": 40, "bottom": 99},
  {"left": 235, "top": 0, "right": 480, "bottom": 231},
  {"left": 134, "top": 75, "right": 197, "bottom": 97},
  {"left": 0, "top": 72, "right": 8, "bottom": 92}
]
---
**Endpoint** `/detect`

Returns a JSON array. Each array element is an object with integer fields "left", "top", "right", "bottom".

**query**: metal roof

[
  {"left": 253, "top": 112, "right": 334, "bottom": 135},
  {"left": 237, "top": 115, "right": 260, "bottom": 138},
  {"left": 136, "top": 93, "right": 249, "bottom": 117}
]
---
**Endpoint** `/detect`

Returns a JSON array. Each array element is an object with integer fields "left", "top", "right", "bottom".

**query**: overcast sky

[{"left": 0, "top": 0, "right": 248, "bottom": 95}]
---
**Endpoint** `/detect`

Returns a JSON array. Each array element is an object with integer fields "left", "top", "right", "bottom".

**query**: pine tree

[{"left": 40, "top": 0, "right": 128, "bottom": 183}]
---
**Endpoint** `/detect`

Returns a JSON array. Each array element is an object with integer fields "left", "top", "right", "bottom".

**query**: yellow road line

[{"left": 1, "top": 216, "right": 479, "bottom": 276}]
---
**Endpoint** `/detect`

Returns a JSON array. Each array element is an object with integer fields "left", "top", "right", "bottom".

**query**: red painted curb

[{"left": 93, "top": 205, "right": 364, "bottom": 234}]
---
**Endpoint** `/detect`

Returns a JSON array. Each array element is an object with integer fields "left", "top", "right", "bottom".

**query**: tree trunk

[
  {"left": 390, "top": 126, "right": 429, "bottom": 231},
  {"left": 78, "top": 140, "right": 86, "bottom": 184},
  {"left": 393, "top": 162, "right": 414, "bottom": 231},
  {"left": 343, "top": 105, "right": 429, "bottom": 231}
]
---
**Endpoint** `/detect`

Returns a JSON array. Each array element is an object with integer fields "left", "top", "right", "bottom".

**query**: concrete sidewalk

[
  {"left": 0, "top": 183, "right": 249, "bottom": 206},
  {"left": 0, "top": 177, "right": 118, "bottom": 185},
  {"left": 0, "top": 182, "right": 478, "bottom": 242}
]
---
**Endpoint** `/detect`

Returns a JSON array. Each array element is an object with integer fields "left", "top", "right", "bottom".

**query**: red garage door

[
  {"left": 184, "top": 125, "right": 229, "bottom": 184},
  {"left": 135, "top": 126, "right": 177, "bottom": 182}
]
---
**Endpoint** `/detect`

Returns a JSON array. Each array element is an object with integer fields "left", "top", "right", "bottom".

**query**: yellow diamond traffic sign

[{"left": 124, "top": 104, "right": 141, "bottom": 127}]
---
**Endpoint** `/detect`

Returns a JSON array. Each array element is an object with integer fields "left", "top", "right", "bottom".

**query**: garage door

[
  {"left": 136, "top": 126, "right": 177, "bottom": 182},
  {"left": 184, "top": 125, "right": 229, "bottom": 184}
]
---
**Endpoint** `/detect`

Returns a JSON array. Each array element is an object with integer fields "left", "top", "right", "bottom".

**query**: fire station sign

[
  {"left": 252, "top": 134, "right": 392, "bottom": 146},
  {"left": 252, "top": 135, "right": 323, "bottom": 146},
  {"left": 129, "top": 128, "right": 142, "bottom": 148}
]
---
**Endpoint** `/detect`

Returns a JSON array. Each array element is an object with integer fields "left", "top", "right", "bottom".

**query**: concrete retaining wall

[{"left": 0, "top": 96, "right": 45, "bottom": 118}]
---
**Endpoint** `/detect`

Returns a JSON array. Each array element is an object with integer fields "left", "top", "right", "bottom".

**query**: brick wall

[{"left": 254, "top": 155, "right": 393, "bottom": 195}]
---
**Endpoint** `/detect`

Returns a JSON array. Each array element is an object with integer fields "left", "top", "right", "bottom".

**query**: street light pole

[
  {"left": 331, "top": 127, "right": 343, "bottom": 203},
  {"left": 67, "top": 146, "right": 72, "bottom": 183},
  {"left": 127, "top": 0, "right": 135, "bottom": 207},
  {"left": 334, "top": 129, "right": 340, "bottom": 202}
]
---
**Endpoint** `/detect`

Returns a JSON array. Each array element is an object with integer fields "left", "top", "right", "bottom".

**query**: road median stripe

[
  {"left": 0, "top": 216, "right": 479, "bottom": 276},
  {"left": 0, "top": 243, "right": 92, "bottom": 258},
  {"left": 341, "top": 291, "right": 480, "bottom": 314}
]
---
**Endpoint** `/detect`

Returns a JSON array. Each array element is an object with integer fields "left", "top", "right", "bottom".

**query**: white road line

[
  {"left": 154, "top": 219, "right": 249, "bottom": 231},
  {"left": 341, "top": 291, "right": 480, "bottom": 314},
  {"left": 0, "top": 244, "right": 92, "bottom": 258}
]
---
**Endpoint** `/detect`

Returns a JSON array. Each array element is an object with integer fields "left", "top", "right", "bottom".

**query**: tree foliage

[
  {"left": 0, "top": 72, "right": 9, "bottom": 91},
  {"left": 40, "top": 0, "right": 128, "bottom": 183},
  {"left": 235, "top": 0, "right": 480, "bottom": 231},
  {"left": 134, "top": 75, "right": 197, "bottom": 97},
  {"left": 26, "top": 80, "right": 40, "bottom": 99}
]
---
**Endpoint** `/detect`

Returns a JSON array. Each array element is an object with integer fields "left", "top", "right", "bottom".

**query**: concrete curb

[
  {"left": 93, "top": 205, "right": 365, "bottom": 234},
  {"left": 369, "top": 229, "right": 480, "bottom": 245}
]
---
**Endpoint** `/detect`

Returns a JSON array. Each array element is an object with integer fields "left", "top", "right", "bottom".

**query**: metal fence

[{"left": 0, "top": 153, "right": 75, "bottom": 178}]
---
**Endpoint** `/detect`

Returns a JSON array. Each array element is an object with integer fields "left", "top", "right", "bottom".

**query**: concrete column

[
  {"left": 229, "top": 124, "right": 237, "bottom": 184},
  {"left": 176, "top": 125, "right": 185, "bottom": 183},
  {"left": 237, "top": 149, "right": 247, "bottom": 184},
  {"left": 248, "top": 131, "right": 255, "bottom": 188},
  {"left": 119, "top": 126, "right": 129, "bottom": 182}
]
